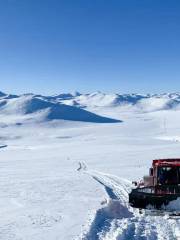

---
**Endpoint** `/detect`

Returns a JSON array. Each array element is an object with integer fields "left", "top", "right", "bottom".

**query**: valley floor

[{"left": 0, "top": 108, "right": 180, "bottom": 239}]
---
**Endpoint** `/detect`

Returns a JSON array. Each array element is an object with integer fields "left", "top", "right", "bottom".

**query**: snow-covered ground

[{"left": 0, "top": 91, "right": 180, "bottom": 239}]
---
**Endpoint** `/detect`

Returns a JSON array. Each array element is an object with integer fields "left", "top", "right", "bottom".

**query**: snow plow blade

[{"left": 129, "top": 186, "right": 180, "bottom": 209}]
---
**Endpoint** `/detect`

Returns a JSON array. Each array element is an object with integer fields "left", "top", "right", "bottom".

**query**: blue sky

[{"left": 0, "top": 0, "right": 180, "bottom": 94}]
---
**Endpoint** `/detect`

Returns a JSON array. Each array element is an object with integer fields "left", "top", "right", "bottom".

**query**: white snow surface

[
  {"left": 166, "top": 198, "right": 180, "bottom": 211},
  {"left": 0, "top": 91, "right": 180, "bottom": 239}
]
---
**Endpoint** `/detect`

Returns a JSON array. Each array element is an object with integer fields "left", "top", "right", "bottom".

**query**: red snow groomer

[{"left": 129, "top": 159, "right": 180, "bottom": 209}]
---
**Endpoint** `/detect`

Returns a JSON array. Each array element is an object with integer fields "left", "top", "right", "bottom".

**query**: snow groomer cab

[{"left": 129, "top": 159, "right": 180, "bottom": 209}]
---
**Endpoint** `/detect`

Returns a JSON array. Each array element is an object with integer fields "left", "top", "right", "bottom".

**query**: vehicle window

[{"left": 158, "top": 167, "right": 179, "bottom": 185}]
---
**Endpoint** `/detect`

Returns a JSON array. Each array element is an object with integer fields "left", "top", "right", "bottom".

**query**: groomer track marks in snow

[{"left": 78, "top": 168, "right": 180, "bottom": 240}]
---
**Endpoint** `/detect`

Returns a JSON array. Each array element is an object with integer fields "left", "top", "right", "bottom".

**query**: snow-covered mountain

[
  {"left": 56, "top": 92, "right": 180, "bottom": 111},
  {"left": 0, "top": 92, "right": 120, "bottom": 124},
  {"left": 1, "top": 90, "right": 180, "bottom": 125}
]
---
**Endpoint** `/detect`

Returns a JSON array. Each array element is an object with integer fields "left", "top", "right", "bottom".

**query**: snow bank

[{"left": 165, "top": 198, "right": 180, "bottom": 211}]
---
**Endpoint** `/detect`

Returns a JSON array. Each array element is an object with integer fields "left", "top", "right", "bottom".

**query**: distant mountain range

[
  {"left": 54, "top": 92, "right": 180, "bottom": 112},
  {"left": 0, "top": 91, "right": 180, "bottom": 125}
]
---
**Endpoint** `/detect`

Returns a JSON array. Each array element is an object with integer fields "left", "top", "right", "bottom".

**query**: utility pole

[{"left": 163, "top": 117, "right": 167, "bottom": 134}]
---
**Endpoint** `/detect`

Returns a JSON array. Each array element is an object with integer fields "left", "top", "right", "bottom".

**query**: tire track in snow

[
  {"left": 88, "top": 170, "right": 132, "bottom": 207},
  {"left": 81, "top": 169, "right": 180, "bottom": 240}
]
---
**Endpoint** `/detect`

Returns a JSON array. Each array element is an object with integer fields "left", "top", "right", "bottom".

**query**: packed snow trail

[{"left": 79, "top": 169, "right": 180, "bottom": 240}]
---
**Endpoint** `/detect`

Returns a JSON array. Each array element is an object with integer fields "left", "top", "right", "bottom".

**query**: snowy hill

[
  {"left": 57, "top": 92, "right": 180, "bottom": 112},
  {"left": 1, "top": 91, "right": 180, "bottom": 125},
  {"left": 0, "top": 94, "right": 120, "bottom": 123}
]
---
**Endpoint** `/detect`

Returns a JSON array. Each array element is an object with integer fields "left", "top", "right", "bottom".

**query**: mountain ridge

[
  {"left": 1, "top": 91, "right": 180, "bottom": 118},
  {"left": 0, "top": 94, "right": 121, "bottom": 124}
]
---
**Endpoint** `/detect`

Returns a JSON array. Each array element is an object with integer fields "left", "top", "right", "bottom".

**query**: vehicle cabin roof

[{"left": 153, "top": 159, "right": 180, "bottom": 167}]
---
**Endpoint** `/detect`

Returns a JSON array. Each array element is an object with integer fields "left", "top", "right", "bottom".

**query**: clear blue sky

[{"left": 0, "top": 0, "right": 180, "bottom": 94}]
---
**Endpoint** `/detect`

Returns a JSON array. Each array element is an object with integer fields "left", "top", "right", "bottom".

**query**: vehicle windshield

[{"left": 157, "top": 166, "right": 180, "bottom": 185}]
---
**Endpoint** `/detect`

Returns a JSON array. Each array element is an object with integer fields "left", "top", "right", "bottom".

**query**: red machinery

[{"left": 129, "top": 159, "right": 180, "bottom": 209}]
